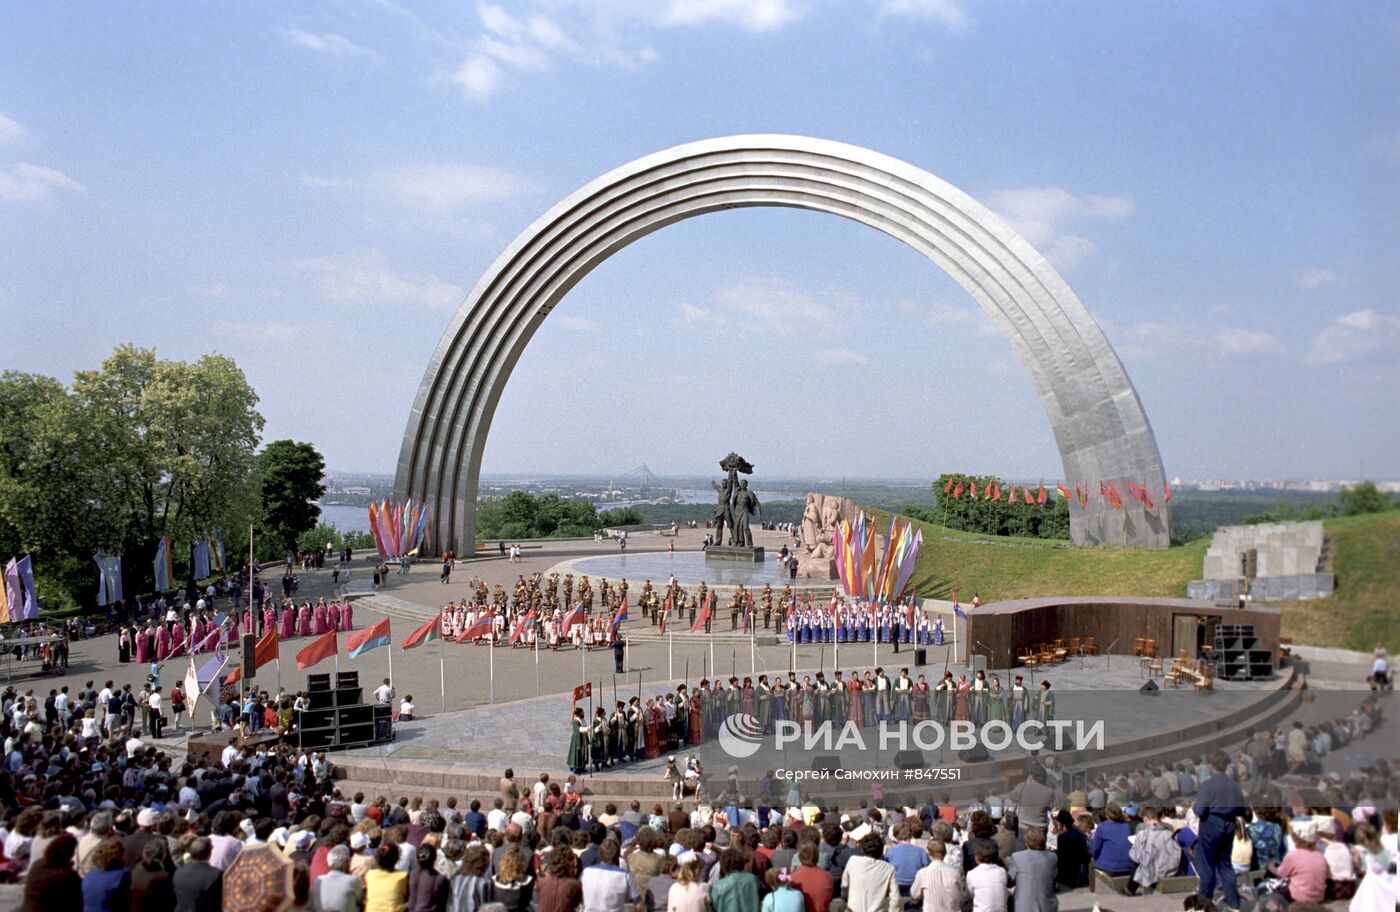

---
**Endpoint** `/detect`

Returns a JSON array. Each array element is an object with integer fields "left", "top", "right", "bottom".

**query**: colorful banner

[
  {"left": 367, "top": 499, "right": 431, "bottom": 558},
  {"left": 15, "top": 556, "right": 37, "bottom": 620},
  {"left": 93, "top": 552, "right": 123, "bottom": 607},
  {"left": 192, "top": 540, "right": 210, "bottom": 581},
  {"left": 154, "top": 537, "right": 172, "bottom": 590}
]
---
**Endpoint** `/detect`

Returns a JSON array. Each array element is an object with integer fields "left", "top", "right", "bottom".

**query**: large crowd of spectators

[{"left": 1, "top": 650, "right": 1395, "bottom": 912}]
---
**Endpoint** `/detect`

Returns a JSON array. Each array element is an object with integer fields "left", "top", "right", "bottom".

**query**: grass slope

[
  {"left": 866, "top": 508, "right": 1207, "bottom": 602},
  {"left": 1278, "top": 512, "right": 1400, "bottom": 652},
  {"left": 871, "top": 509, "right": 1400, "bottom": 653}
]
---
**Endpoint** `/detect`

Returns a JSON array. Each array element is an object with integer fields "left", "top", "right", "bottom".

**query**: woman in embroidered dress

[{"left": 913, "top": 674, "right": 931, "bottom": 722}]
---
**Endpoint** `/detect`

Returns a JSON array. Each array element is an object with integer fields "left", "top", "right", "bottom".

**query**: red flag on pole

[
  {"left": 943, "top": 478, "right": 954, "bottom": 493},
  {"left": 953, "top": 482, "right": 964, "bottom": 498},
  {"left": 510, "top": 608, "right": 536, "bottom": 645},
  {"left": 1037, "top": 485, "right": 1048, "bottom": 506},
  {"left": 1056, "top": 482, "right": 1071, "bottom": 501},
  {"left": 1024, "top": 486, "right": 1034, "bottom": 505},
  {"left": 1163, "top": 480, "right": 1173, "bottom": 503},
  {"left": 225, "top": 627, "right": 279, "bottom": 685},
  {"left": 294, "top": 629, "right": 338, "bottom": 671},
  {"left": 571, "top": 682, "right": 592, "bottom": 704},
  {"left": 992, "top": 483, "right": 1001, "bottom": 502},
  {"left": 969, "top": 480, "right": 978, "bottom": 499},
  {"left": 401, "top": 615, "right": 440, "bottom": 650},
  {"left": 691, "top": 593, "right": 714, "bottom": 633}
]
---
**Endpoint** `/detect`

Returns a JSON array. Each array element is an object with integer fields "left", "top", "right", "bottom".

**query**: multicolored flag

[
  {"left": 15, "top": 556, "right": 37, "bottom": 620},
  {"left": 347, "top": 618, "right": 392, "bottom": 658},
  {"left": 561, "top": 601, "right": 585, "bottom": 634},
  {"left": 402, "top": 615, "right": 441, "bottom": 650},
  {"left": 691, "top": 593, "right": 714, "bottom": 633},
  {"left": 456, "top": 615, "right": 494, "bottom": 642},
  {"left": 610, "top": 597, "right": 629, "bottom": 639},
  {"left": 510, "top": 609, "right": 536, "bottom": 645},
  {"left": 1057, "top": 483, "right": 1071, "bottom": 501},
  {"left": 226, "top": 627, "right": 279, "bottom": 684}
]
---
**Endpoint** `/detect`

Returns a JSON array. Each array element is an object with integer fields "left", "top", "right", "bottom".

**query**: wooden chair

[
  {"left": 1144, "top": 639, "right": 1157, "bottom": 657},
  {"left": 1019, "top": 651, "right": 1040, "bottom": 669},
  {"left": 1082, "top": 636, "right": 1098, "bottom": 655},
  {"left": 1133, "top": 637, "right": 1146, "bottom": 656},
  {"left": 1148, "top": 655, "right": 1164, "bottom": 677},
  {"left": 1164, "top": 658, "right": 1184, "bottom": 687},
  {"left": 1193, "top": 664, "right": 1215, "bottom": 692}
]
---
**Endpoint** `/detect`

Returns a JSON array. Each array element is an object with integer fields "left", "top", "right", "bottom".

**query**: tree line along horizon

[{"left": 2, "top": 344, "right": 1394, "bottom": 617}]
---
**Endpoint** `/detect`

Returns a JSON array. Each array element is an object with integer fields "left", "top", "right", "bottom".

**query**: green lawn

[{"left": 869, "top": 508, "right": 1400, "bottom": 652}]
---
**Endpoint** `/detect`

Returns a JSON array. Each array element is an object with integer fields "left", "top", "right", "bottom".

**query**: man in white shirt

[
  {"left": 221, "top": 742, "right": 241, "bottom": 767},
  {"left": 148, "top": 687, "right": 165, "bottom": 738},
  {"left": 374, "top": 678, "right": 394, "bottom": 705},
  {"left": 486, "top": 798, "right": 508, "bottom": 833},
  {"left": 842, "top": 831, "right": 900, "bottom": 912},
  {"left": 965, "top": 843, "right": 1008, "bottom": 912}
]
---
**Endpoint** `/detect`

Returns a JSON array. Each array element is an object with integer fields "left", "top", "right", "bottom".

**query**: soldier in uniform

[
  {"left": 761, "top": 584, "right": 773, "bottom": 629},
  {"left": 696, "top": 582, "right": 708, "bottom": 619},
  {"left": 727, "top": 590, "right": 741, "bottom": 630},
  {"left": 563, "top": 573, "right": 574, "bottom": 607}
]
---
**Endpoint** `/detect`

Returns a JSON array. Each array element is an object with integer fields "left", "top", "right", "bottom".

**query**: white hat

[
  {"left": 240, "top": 819, "right": 257, "bottom": 838},
  {"left": 1290, "top": 819, "right": 1319, "bottom": 843},
  {"left": 137, "top": 808, "right": 159, "bottom": 828},
  {"left": 850, "top": 823, "right": 872, "bottom": 842},
  {"left": 350, "top": 832, "right": 372, "bottom": 850},
  {"left": 271, "top": 827, "right": 290, "bottom": 847},
  {"left": 289, "top": 830, "right": 316, "bottom": 850}
]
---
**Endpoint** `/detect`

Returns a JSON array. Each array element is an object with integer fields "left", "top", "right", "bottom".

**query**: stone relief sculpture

[{"left": 797, "top": 492, "right": 861, "bottom": 579}]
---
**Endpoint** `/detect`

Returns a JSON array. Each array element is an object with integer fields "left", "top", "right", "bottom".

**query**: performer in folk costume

[
  {"left": 340, "top": 599, "right": 353, "bottom": 630},
  {"left": 590, "top": 707, "right": 608, "bottom": 771},
  {"left": 913, "top": 673, "right": 931, "bottom": 722},
  {"left": 986, "top": 675, "right": 1007, "bottom": 725},
  {"left": 874, "top": 667, "right": 892, "bottom": 721},
  {"left": 626, "top": 697, "right": 643, "bottom": 761},
  {"left": 608, "top": 702, "right": 626, "bottom": 763},
  {"left": 740, "top": 677, "right": 755, "bottom": 716},
  {"left": 1037, "top": 680, "right": 1055, "bottom": 723},
  {"left": 297, "top": 602, "right": 312, "bottom": 637},
  {"left": 934, "top": 671, "right": 953, "bottom": 723},
  {"left": 755, "top": 674, "right": 772, "bottom": 733},
  {"left": 1011, "top": 675, "right": 1028, "bottom": 728},
  {"left": 688, "top": 688, "right": 705, "bottom": 745},
  {"left": 769, "top": 677, "right": 788, "bottom": 728},
  {"left": 280, "top": 603, "right": 296, "bottom": 639},
  {"left": 566, "top": 706, "right": 587, "bottom": 773},
  {"left": 828, "top": 672, "right": 846, "bottom": 726},
  {"left": 931, "top": 616, "right": 944, "bottom": 646},
  {"left": 953, "top": 674, "right": 971, "bottom": 723},
  {"left": 861, "top": 670, "right": 876, "bottom": 722},
  {"left": 972, "top": 669, "right": 987, "bottom": 725},
  {"left": 643, "top": 698, "right": 663, "bottom": 759}
]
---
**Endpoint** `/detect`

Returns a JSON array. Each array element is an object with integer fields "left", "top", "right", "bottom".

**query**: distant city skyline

[{"left": 2, "top": 3, "right": 1396, "bottom": 481}]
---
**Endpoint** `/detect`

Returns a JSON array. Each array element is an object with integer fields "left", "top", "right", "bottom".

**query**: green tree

[
  {"left": 1339, "top": 481, "right": 1397, "bottom": 517},
  {"left": 72, "top": 345, "right": 265, "bottom": 590},
  {"left": 257, "top": 440, "right": 327, "bottom": 552}
]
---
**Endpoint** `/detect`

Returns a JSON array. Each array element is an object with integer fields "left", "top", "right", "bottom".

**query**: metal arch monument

[{"left": 395, "top": 135, "right": 1172, "bottom": 552}]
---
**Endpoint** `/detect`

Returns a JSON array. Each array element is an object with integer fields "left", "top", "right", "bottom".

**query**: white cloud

[
  {"left": 378, "top": 163, "right": 533, "bottom": 213},
  {"left": 211, "top": 320, "right": 305, "bottom": 343},
  {"left": 1214, "top": 328, "right": 1286, "bottom": 358},
  {"left": 678, "top": 302, "right": 722, "bottom": 325},
  {"left": 814, "top": 347, "right": 869, "bottom": 365},
  {"left": 291, "top": 249, "right": 466, "bottom": 310},
  {"left": 1307, "top": 308, "right": 1400, "bottom": 365},
  {"left": 557, "top": 315, "right": 598, "bottom": 332},
  {"left": 986, "top": 187, "right": 1136, "bottom": 271},
  {"left": 280, "top": 28, "right": 380, "bottom": 61},
  {"left": 0, "top": 162, "right": 85, "bottom": 203},
  {"left": 712, "top": 275, "right": 837, "bottom": 334},
  {"left": 1294, "top": 266, "right": 1339, "bottom": 289},
  {"left": 662, "top": 0, "right": 806, "bottom": 31},
  {"left": 1113, "top": 320, "right": 1285, "bottom": 361},
  {"left": 875, "top": 0, "right": 968, "bottom": 30},
  {"left": 0, "top": 113, "right": 28, "bottom": 146}
]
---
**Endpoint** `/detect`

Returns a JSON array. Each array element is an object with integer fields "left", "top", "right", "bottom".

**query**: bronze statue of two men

[{"left": 711, "top": 451, "right": 762, "bottom": 548}]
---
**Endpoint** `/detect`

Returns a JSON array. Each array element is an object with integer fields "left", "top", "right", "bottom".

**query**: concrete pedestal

[{"left": 705, "top": 546, "right": 765, "bottom": 563}]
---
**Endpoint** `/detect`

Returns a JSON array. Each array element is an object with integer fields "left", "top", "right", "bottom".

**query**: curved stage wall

[{"left": 964, "top": 596, "right": 1280, "bottom": 669}]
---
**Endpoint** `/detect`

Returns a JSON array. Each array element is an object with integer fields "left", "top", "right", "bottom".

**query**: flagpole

[
  {"left": 388, "top": 630, "right": 395, "bottom": 691},
  {"left": 668, "top": 632, "right": 673, "bottom": 681},
  {"left": 489, "top": 636, "right": 495, "bottom": 704},
  {"left": 439, "top": 635, "right": 446, "bottom": 716}
]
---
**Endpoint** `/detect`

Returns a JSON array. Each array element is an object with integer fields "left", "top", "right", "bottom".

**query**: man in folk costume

[
  {"left": 756, "top": 674, "right": 772, "bottom": 733},
  {"left": 894, "top": 667, "right": 914, "bottom": 722},
  {"left": 829, "top": 671, "right": 847, "bottom": 725},
  {"left": 935, "top": 671, "right": 954, "bottom": 724}
]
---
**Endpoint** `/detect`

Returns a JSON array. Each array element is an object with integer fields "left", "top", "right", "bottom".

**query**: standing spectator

[
  {"left": 841, "top": 832, "right": 898, "bottom": 912},
  {"left": 131, "top": 839, "right": 177, "bottom": 912},
  {"left": 1005, "top": 828, "right": 1057, "bottom": 912},
  {"left": 500, "top": 769, "right": 520, "bottom": 814},
  {"left": 313, "top": 844, "right": 366, "bottom": 912},
  {"left": 22, "top": 833, "right": 83, "bottom": 911},
  {"left": 1191, "top": 751, "right": 1247, "bottom": 911},
  {"left": 537, "top": 842, "right": 584, "bottom": 912},
  {"left": 910, "top": 840, "right": 965, "bottom": 912},
  {"left": 447, "top": 844, "right": 493, "bottom": 912},
  {"left": 1051, "top": 812, "right": 1087, "bottom": 890},
  {"left": 965, "top": 843, "right": 1009, "bottom": 912},
  {"left": 580, "top": 839, "right": 641, "bottom": 912},
  {"left": 172, "top": 837, "right": 222, "bottom": 912},
  {"left": 365, "top": 843, "right": 410, "bottom": 912},
  {"left": 81, "top": 836, "right": 131, "bottom": 912},
  {"left": 883, "top": 824, "right": 930, "bottom": 897},
  {"left": 409, "top": 843, "right": 451, "bottom": 912},
  {"left": 711, "top": 847, "right": 761, "bottom": 912},
  {"left": 787, "top": 843, "right": 833, "bottom": 912}
]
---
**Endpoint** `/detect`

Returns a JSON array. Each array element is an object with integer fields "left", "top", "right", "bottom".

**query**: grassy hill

[
  {"left": 868, "top": 508, "right": 1400, "bottom": 652},
  {"left": 1277, "top": 511, "right": 1400, "bottom": 652}
]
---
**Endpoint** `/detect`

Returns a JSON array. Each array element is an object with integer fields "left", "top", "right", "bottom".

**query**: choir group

[{"left": 114, "top": 597, "right": 355, "bottom": 664}]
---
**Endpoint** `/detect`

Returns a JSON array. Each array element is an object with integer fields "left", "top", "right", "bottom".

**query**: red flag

[
  {"left": 225, "top": 625, "right": 281, "bottom": 684},
  {"left": 992, "top": 483, "right": 1001, "bottom": 502},
  {"left": 691, "top": 593, "right": 714, "bottom": 633},
  {"left": 1037, "top": 485, "right": 1048, "bottom": 506},
  {"left": 1007, "top": 485, "right": 1016, "bottom": 504},
  {"left": 1126, "top": 483, "right": 1155, "bottom": 510},
  {"left": 1024, "top": 486, "right": 1034, "bottom": 505},
  {"left": 346, "top": 618, "right": 391, "bottom": 657},
  {"left": 1163, "top": 480, "right": 1173, "bottom": 503},
  {"left": 969, "top": 480, "right": 978, "bottom": 499},
  {"left": 943, "top": 478, "right": 954, "bottom": 493},
  {"left": 1105, "top": 482, "right": 1122, "bottom": 509},
  {"left": 294, "top": 629, "right": 338, "bottom": 671},
  {"left": 571, "top": 682, "right": 592, "bottom": 704},
  {"left": 985, "top": 481, "right": 995, "bottom": 500},
  {"left": 456, "top": 614, "right": 493, "bottom": 642},
  {"left": 953, "top": 482, "right": 964, "bottom": 498},
  {"left": 1056, "top": 482, "right": 1071, "bottom": 501},
  {"left": 560, "top": 601, "right": 585, "bottom": 633}
]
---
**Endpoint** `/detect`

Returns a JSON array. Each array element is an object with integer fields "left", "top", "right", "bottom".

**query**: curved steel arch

[{"left": 396, "top": 135, "right": 1171, "bottom": 551}]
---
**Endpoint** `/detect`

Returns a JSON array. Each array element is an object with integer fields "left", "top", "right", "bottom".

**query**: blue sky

[{"left": 1, "top": 1, "right": 1397, "bottom": 482}]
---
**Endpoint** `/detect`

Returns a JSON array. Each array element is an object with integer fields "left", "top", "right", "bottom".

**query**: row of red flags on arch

[{"left": 942, "top": 476, "right": 1173, "bottom": 511}]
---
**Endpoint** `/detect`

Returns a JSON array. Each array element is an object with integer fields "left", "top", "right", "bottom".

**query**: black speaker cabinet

[
  {"left": 1139, "top": 679, "right": 1160, "bottom": 695},
  {"left": 307, "top": 673, "right": 332, "bottom": 692},
  {"left": 336, "top": 671, "right": 359, "bottom": 689},
  {"left": 301, "top": 708, "right": 336, "bottom": 730},
  {"left": 893, "top": 749, "right": 925, "bottom": 769},
  {"left": 373, "top": 705, "right": 394, "bottom": 742},
  {"left": 306, "top": 690, "right": 336, "bottom": 710},
  {"left": 914, "top": 648, "right": 928, "bottom": 666},
  {"left": 810, "top": 754, "right": 841, "bottom": 773}
]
